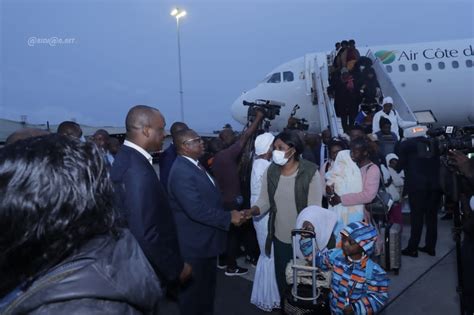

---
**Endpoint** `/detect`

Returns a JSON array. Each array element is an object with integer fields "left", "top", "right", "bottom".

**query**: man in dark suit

[
  {"left": 111, "top": 105, "right": 191, "bottom": 286},
  {"left": 158, "top": 121, "right": 188, "bottom": 191},
  {"left": 315, "top": 129, "right": 331, "bottom": 168},
  {"left": 168, "top": 129, "right": 244, "bottom": 315},
  {"left": 398, "top": 136, "right": 441, "bottom": 257}
]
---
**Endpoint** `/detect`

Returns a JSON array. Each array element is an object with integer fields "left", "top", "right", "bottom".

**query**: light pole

[{"left": 170, "top": 7, "right": 187, "bottom": 123}]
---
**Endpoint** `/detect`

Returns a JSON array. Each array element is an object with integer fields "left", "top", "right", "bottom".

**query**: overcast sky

[{"left": 1, "top": 0, "right": 473, "bottom": 132}]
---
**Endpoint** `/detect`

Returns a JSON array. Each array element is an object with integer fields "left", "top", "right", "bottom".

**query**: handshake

[{"left": 230, "top": 207, "right": 260, "bottom": 226}]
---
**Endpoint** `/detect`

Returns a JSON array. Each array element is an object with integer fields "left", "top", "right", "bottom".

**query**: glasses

[{"left": 183, "top": 137, "right": 203, "bottom": 145}]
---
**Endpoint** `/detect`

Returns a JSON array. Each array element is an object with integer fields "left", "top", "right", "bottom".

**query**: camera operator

[
  {"left": 213, "top": 109, "right": 265, "bottom": 275},
  {"left": 448, "top": 150, "right": 474, "bottom": 315},
  {"left": 398, "top": 135, "right": 442, "bottom": 257}
]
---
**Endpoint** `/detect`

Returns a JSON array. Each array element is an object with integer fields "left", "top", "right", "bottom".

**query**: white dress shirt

[
  {"left": 320, "top": 143, "right": 328, "bottom": 167},
  {"left": 123, "top": 140, "right": 153, "bottom": 165},
  {"left": 182, "top": 155, "right": 215, "bottom": 186}
]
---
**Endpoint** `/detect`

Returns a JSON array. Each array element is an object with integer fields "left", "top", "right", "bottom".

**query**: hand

[
  {"left": 328, "top": 194, "right": 341, "bottom": 206},
  {"left": 255, "top": 109, "right": 265, "bottom": 120},
  {"left": 343, "top": 305, "right": 354, "bottom": 315},
  {"left": 179, "top": 262, "right": 192, "bottom": 283},
  {"left": 231, "top": 210, "right": 246, "bottom": 226},
  {"left": 243, "top": 207, "right": 260, "bottom": 219},
  {"left": 326, "top": 185, "right": 335, "bottom": 196}
]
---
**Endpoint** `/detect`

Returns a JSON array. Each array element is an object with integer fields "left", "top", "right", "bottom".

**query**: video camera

[
  {"left": 417, "top": 125, "right": 474, "bottom": 159},
  {"left": 243, "top": 99, "right": 284, "bottom": 122},
  {"left": 287, "top": 104, "right": 309, "bottom": 131}
]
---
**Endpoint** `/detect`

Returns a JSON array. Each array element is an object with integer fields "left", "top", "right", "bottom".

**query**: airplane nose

[{"left": 231, "top": 94, "right": 248, "bottom": 125}]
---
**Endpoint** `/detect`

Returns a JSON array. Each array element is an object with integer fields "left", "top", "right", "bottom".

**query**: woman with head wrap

[
  {"left": 250, "top": 132, "right": 280, "bottom": 312},
  {"left": 296, "top": 206, "right": 338, "bottom": 261}
]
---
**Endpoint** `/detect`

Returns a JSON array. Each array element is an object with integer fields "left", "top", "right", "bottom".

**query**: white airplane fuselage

[{"left": 231, "top": 39, "right": 474, "bottom": 133}]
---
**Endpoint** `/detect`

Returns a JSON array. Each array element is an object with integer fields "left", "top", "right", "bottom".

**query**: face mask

[
  {"left": 272, "top": 150, "right": 289, "bottom": 166},
  {"left": 79, "top": 135, "right": 86, "bottom": 143},
  {"left": 299, "top": 237, "right": 314, "bottom": 258}
]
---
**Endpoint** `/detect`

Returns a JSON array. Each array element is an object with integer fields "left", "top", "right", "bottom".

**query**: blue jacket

[
  {"left": 168, "top": 156, "right": 231, "bottom": 258},
  {"left": 111, "top": 145, "right": 183, "bottom": 283},
  {"left": 315, "top": 222, "right": 389, "bottom": 314},
  {"left": 159, "top": 143, "right": 178, "bottom": 191}
]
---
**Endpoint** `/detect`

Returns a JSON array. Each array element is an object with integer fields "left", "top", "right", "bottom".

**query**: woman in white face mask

[{"left": 243, "top": 130, "right": 323, "bottom": 297}]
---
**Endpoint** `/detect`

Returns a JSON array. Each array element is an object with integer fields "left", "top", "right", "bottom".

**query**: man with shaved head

[
  {"left": 111, "top": 105, "right": 191, "bottom": 290},
  {"left": 168, "top": 128, "right": 245, "bottom": 315},
  {"left": 159, "top": 121, "right": 188, "bottom": 191},
  {"left": 57, "top": 121, "right": 83, "bottom": 139}
]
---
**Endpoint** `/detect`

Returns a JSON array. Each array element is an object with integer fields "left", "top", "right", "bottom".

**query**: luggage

[
  {"left": 379, "top": 222, "right": 402, "bottom": 275},
  {"left": 282, "top": 229, "right": 331, "bottom": 315}
]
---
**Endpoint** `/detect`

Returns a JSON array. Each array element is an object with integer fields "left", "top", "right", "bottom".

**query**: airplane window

[
  {"left": 386, "top": 65, "right": 393, "bottom": 73},
  {"left": 466, "top": 60, "right": 473, "bottom": 68},
  {"left": 452, "top": 61, "right": 459, "bottom": 69},
  {"left": 267, "top": 72, "right": 281, "bottom": 83},
  {"left": 438, "top": 62, "right": 445, "bottom": 69},
  {"left": 425, "top": 63, "right": 432, "bottom": 70},
  {"left": 412, "top": 64, "right": 419, "bottom": 71},
  {"left": 399, "top": 64, "right": 406, "bottom": 72},
  {"left": 283, "top": 71, "right": 294, "bottom": 82}
]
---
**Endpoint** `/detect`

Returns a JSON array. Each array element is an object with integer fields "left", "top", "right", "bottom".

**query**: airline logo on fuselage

[{"left": 375, "top": 44, "right": 473, "bottom": 64}]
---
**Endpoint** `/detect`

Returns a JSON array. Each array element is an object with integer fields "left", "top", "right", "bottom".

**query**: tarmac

[{"left": 161, "top": 213, "right": 463, "bottom": 315}]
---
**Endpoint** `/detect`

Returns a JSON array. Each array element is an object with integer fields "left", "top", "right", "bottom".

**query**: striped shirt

[{"left": 315, "top": 249, "right": 389, "bottom": 314}]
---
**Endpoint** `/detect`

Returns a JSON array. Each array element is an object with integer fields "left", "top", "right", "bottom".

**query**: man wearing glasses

[{"left": 168, "top": 128, "right": 245, "bottom": 315}]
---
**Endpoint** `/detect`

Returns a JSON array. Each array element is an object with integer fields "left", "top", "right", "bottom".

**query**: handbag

[{"left": 366, "top": 164, "right": 394, "bottom": 217}]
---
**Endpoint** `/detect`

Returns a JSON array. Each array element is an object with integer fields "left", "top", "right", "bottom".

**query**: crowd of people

[
  {"left": 1, "top": 103, "right": 473, "bottom": 313},
  {"left": 328, "top": 39, "right": 417, "bottom": 136}
]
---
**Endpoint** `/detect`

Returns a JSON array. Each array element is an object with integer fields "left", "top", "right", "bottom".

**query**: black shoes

[
  {"left": 419, "top": 246, "right": 436, "bottom": 256},
  {"left": 217, "top": 261, "right": 227, "bottom": 270},
  {"left": 225, "top": 266, "right": 249, "bottom": 276},
  {"left": 401, "top": 248, "right": 418, "bottom": 257}
]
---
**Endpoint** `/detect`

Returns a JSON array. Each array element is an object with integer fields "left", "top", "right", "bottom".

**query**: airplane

[{"left": 230, "top": 39, "right": 474, "bottom": 133}]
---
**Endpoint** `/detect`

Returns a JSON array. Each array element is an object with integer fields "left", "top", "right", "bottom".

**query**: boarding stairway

[
  {"left": 366, "top": 50, "right": 418, "bottom": 122},
  {"left": 307, "top": 51, "right": 417, "bottom": 137}
]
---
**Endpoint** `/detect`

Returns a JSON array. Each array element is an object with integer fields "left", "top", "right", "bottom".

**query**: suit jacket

[
  {"left": 314, "top": 143, "right": 328, "bottom": 168},
  {"left": 397, "top": 137, "right": 441, "bottom": 193},
  {"left": 110, "top": 145, "right": 183, "bottom": 283},
  {"left": 168, "top": 156, "right": 231, "bottom": 258},
  {"left": 159, "top": 143, "right": 177, "bottom": 191}
]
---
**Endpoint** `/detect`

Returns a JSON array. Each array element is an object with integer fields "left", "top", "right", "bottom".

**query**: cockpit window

[
  {"left": 283, "top": 71, "right": 294, "bottom": 82},
  {"left": 267, "top": 72, "right": 281, "bottom": 83}
]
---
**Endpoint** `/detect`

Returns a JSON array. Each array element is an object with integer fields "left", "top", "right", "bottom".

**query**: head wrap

[
  {"left": 382, "top": 96, "right": 394, "bottom": 105},
  {"left": 254, "top": 132, "right": 275, "bottom": 155},
  {"left": 385, "top": 153, "right": 399, "bottom": 167},
  {"left": 340, "top": 221, "right": 377, "bottom": 256},
  {"left": 295, "top": 206, "right": 338, "bottom": 258}
]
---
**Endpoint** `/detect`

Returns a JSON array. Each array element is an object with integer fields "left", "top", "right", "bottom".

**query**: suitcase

[
  {"left": 380, "top": 223, "right": 402, "bottom": 274},
  {"left": 282, "top": 229, "right": 331, "bottom": 315}
]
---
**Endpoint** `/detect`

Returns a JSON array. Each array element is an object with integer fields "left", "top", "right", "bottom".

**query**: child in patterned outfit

[{"left": 312, "top": 221, "right": 389, "bottom": 314}]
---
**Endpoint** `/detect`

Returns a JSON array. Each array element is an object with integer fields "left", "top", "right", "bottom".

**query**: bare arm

[{"left": 237, "top": 110, "right": 265, "bottom": 147}]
